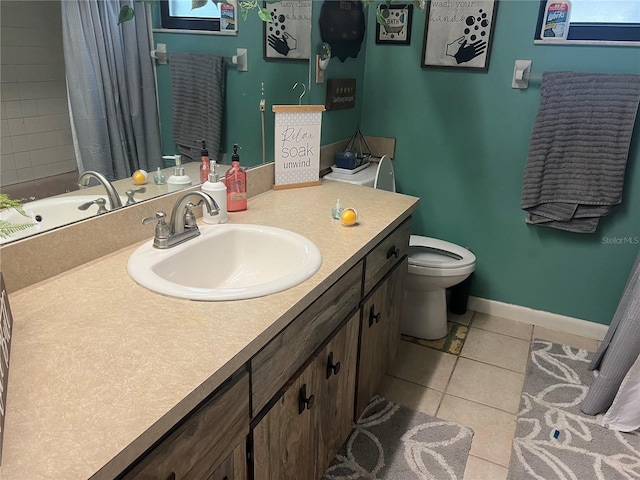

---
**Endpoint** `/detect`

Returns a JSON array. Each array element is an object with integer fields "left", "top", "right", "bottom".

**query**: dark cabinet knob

[
  {"left": 387, "top": 246, "right": 400, "bottom": 259},
  {"left": 369, "top": 304, "right": 381, "bottom": 327},
  {"left": 298, "top": 384, "right": 315, "bottom": 414},
  {"left": 326, "top": 351, "right": 341, "bottom": 379}
]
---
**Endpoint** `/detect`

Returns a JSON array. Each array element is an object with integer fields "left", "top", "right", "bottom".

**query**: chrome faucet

[
  {"left": 77, "top": 171, "right": 123, "bottom": 210},
  {"left": 142, "top": 191, "right": 219, "bottom": 249}
]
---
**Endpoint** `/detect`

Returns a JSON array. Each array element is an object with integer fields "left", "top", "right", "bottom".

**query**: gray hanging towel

[
  {"left": 169, "top": 53, "right": 226, "bottom": 162},
  {"left": 521, "top": 72, "right": 640, "bottom": 233}
]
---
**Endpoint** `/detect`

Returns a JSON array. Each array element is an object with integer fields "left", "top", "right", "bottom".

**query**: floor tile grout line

[
  {"left": 458, "top": 354, "right": 528, "bottom": 375},
  {"left": 467, "top": 453, "right": 511, "bottom": 470},
  {"left": 441, "top": 390, "right": 522, "bottom": 417},
  {"left": 435, "top": 354, "right": 460, "bottom": 418},
  {"left": 467, "top": 324, "right": 534, "bottom": 342},
  {"left": 386, "top": 373, "right": 450, "bottom": 394}
]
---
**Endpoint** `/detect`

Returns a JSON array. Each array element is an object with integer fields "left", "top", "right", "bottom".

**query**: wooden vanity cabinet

[
  {"left": 253, "top": 314, "right": 359, "bottom": 480},
  {"left": 207, "top": 442, "right": 247, "bottom": 480},
  {"left": 355, "top": 217, "right": 411, "bottom": 418},
  {"left": 356, "top": 257, "right": 408, "bottom": 418},
  {"left": 120, "top": 370, "right": 249, "bottom": 480}
]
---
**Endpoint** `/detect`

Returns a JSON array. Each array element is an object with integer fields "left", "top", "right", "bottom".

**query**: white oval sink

[
  {"left": 0, "top": 195, "right": 128, "bottom": 244},
  {"left": 127, "top": 224, "right": 322, "bottom": 301}
]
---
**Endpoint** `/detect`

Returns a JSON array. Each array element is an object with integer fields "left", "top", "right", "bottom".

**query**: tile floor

[{"left": 378, "top": 310, "right": 600, "bottom": 480}]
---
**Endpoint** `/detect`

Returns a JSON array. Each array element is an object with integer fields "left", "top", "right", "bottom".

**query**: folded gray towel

[
  {"left": 169, "top": 53, "right": 226, "bottom": 162},
  {"left": 521, "top": 72, "right": 640, "bottom": 233}
]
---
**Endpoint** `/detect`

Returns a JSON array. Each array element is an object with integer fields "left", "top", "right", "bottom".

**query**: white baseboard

[{"left": 467, "top": 296, "right": 609, "bottom": 341}]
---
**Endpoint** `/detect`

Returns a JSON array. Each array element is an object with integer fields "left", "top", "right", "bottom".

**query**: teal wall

[
  {"left": 309, "top": 1, "right": 367, "bottom": 145},
  {"left": 153, "top": 12, "right": 309, "bottom": 166},
  {"left": 152, "top": 2, "right": 368, "bottom": 161},
  {"left": 360, "top": 0, "right": 640, "bottom": 325}
]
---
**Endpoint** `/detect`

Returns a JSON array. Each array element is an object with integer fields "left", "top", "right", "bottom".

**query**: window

[
  {"left": 159, "top": 0, "right": 237, "bottom": 33},
  {"left": 534, "top": 0, "right": 640, "bottom": 44}
]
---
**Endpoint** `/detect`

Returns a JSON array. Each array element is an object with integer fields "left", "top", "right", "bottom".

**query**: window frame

[
  {"left": 159, "top": 0, "right": 222, "bottom": 32},
  {"left": 534, "top": 1, "right": 640, "bottom": 45}
]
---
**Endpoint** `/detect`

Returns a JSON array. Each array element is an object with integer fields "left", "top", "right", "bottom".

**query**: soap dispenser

[
  {"left": 163, "top": 155, "right": 192, "bottom": 192},
  {"left": 224, "top": 144, "right": 247, "bottom": 212},
  {"left": 199, "top": 140, "right": 210, "bottom": 183},
  {"left": 201, "top": 160, "right": 228, "bottom": 224}
]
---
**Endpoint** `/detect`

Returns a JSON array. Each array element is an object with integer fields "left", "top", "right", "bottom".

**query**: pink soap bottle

[
  {"left": 199, "top": 140, "right": 210, "bottom": 183},
  {"left": 225, "top": 144, "right": 247, "bottom": 212}
]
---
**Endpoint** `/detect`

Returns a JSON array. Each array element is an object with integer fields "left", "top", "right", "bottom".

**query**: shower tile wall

[{"left": 0, "top": 0, "right": 76, "bottom": 188}]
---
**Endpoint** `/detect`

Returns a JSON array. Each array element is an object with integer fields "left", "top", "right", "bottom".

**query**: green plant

[{"left": 0, "top": 194, "right": 35, "bottom": 240}]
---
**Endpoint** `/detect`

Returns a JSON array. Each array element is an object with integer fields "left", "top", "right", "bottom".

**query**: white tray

[{"left": 330, "top": 161, "right": 370, "bottom": 175}]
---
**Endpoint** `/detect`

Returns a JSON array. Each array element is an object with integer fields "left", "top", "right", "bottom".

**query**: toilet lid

[
  {"left": 408, "top": 235, "right": 476, "bottom": 269},
  {"left": 374, "top": 155, "right": 396, "bottom": 192}
]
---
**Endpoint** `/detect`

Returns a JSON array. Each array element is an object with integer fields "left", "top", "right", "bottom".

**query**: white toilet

[{"left": 325, "top": 155, "right": 476, "bottom": 340}]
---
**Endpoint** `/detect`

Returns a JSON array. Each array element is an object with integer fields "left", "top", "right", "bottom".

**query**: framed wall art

[
  {"left": 421, "top": 0, "right": 498, "bottom": 70},
  {"left": 376, "top": 4, "right": 413, "bottom": 45},
  {"left": 263, "top": 0, "right": 312, "bottom": 61}
]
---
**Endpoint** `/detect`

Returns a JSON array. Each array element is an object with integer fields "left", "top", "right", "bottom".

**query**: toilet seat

[
  {"left": 373, "top": 155, "right": 396, "bottom": 192},
  {"left": 408, "top": 235, "right": 476, "bottom": 276}
]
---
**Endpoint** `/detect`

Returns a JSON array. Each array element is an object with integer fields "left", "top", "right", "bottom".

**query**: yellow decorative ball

[
  {"left": 340, "top": 208, "right": 358, "bottom": 226},
  {"left": 132, "top": 169, "right": 148, "bottom": 185}
]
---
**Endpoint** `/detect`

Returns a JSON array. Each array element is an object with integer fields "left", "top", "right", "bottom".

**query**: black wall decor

[{"left": 319, "top": 1, "right": 366, "bottom": 62}]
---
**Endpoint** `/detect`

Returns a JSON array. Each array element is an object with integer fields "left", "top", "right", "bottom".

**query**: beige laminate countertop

[{"left": 2, "top": 181, "right": 418, "bottom": 479}]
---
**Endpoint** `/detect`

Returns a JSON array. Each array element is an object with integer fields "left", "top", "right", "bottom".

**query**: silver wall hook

[{"left": 293, "top": 82, "right": 306, "bottom": 105}]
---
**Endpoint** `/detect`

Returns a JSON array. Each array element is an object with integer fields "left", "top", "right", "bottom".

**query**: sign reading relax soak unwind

[{"left": 273, "top": 105, "right": 325, "bottom": 189}]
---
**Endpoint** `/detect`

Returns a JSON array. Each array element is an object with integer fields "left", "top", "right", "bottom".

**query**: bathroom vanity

[{"left": 0, "top": 181, "right": 418, "bottom": 479}]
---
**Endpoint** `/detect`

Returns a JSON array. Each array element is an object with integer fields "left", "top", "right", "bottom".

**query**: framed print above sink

[{"left": 421, "top": 0, "right": 498, "bottom": 70}]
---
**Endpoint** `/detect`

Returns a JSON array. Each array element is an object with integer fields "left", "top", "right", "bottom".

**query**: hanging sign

[{"left": 273, "top": 105, "right": 325, "bottom": 190}]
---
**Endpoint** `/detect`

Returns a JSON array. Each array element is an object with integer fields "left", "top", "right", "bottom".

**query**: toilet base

[{"left": 402, "top": 288, "right": 448, "bottom": 340}]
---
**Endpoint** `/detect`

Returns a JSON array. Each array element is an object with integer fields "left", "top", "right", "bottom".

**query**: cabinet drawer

[
  {"left": 363, "top": 218, "right": 412, "bottom": 296},
  {"left": 251, "top": 261, "right": 363, "bottom": 416},
  {"left": 122, "top": 371, "right": 250, "bottom": 480}
]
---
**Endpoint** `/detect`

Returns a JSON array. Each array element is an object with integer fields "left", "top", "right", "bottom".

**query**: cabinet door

[
  {"left": 207, "top": 441, "right": 247, "bottom": 480},
  {"left": 316, "top": 314, "right": 359, "bottom": 477},
  {"left": 356, "top": 258, "right": 407, "bottom": 419},
  {"left": 122, "top": 371, "right": 249, "bottom": 480},
  {"left": 253, "top": 364, "right": 320, "bottom": 480},
  {"left": 253, "top": 315, "right": 360, "bottom": 480}
]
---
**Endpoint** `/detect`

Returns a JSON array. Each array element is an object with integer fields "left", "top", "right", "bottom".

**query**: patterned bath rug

[
  {"left": 401, "top": 322, "right": 469, "bottom": 355},
  {"left": 322, "top": 395, "right": 474, "bottom": 479},
  {"left": 508, "top": 340, "right": 640, "bottom": 479}
]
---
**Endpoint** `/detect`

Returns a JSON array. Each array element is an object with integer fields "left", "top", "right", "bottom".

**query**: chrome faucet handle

[
  {"left": 142, "top": 211, "right": 171, "bottom": 248},
  {"left": 125, "top": 187, "right": 147, "bottom": 206},
  {"left": 183, "top": 201, "right": 200, "bottom": 229},
  {"left": 78, "top": 197, "right": 108, "bottom": 214}
]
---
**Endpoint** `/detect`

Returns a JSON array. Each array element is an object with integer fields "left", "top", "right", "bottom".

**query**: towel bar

[
  {"left": 150, "top": 47, "right": 248, "bottom": 72},
  {"left": 512, "top": 60, "right": 542, "bottom": 89}
]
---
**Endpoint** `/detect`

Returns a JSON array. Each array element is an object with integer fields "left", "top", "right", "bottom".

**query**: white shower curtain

[
  {"left": 581, "top": 248, "right": 640, "bottom": 415},
  {"left": 61, "top": 0, "right": 162, "bottom": 181}
]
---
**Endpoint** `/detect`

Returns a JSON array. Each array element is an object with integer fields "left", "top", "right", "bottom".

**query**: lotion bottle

[
  {"left": 201, "top": 160, "right": 228, "bottom": 224},
  {"left": 199, "top": 140, "right": 210, "bottom": 183},
  {"left": 225, "top": 144, "right": 247, "bottom": 212},
  {"left": 164, "top": 155, "right": 192, "bottom": 192}
]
